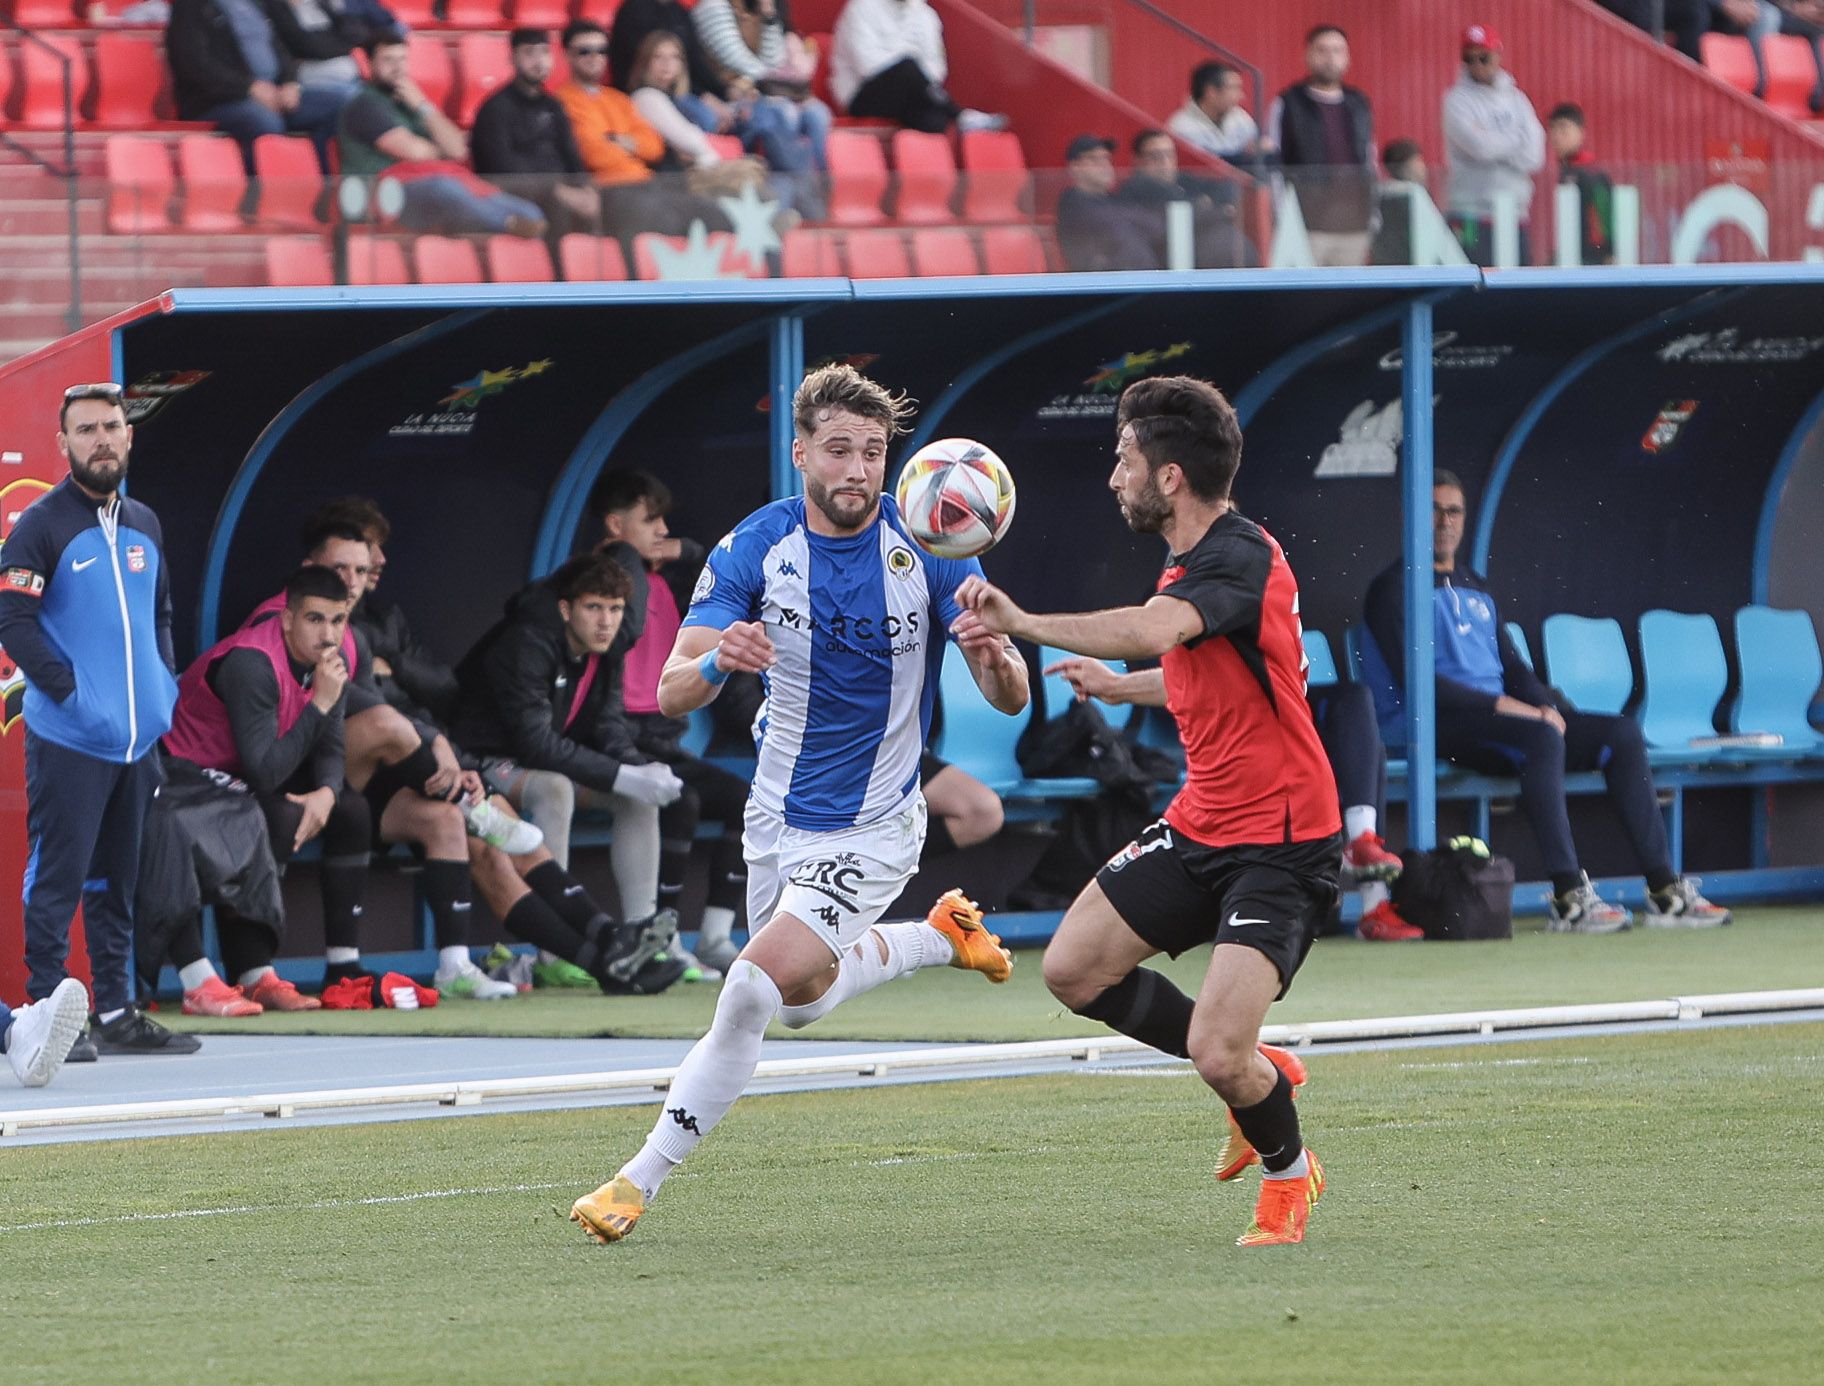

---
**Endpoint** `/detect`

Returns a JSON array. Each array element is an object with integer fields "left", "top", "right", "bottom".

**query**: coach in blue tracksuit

[{"left": 0, "top": 382, "right": 195, "bottom": 1056}]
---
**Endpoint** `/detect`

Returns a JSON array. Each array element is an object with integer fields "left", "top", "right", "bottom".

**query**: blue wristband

[{"left": 698, "top": 648, "right": 731, "bottom": 685}]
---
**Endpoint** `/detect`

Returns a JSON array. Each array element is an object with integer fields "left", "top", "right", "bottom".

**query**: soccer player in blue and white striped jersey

[{"left": 571, "top": 363, "right": 1030, "bottom": 1243}]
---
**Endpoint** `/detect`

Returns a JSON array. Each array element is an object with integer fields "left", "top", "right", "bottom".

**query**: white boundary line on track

[{"left": 4, "top": 987, "right": 1820, "bottom": 1139}]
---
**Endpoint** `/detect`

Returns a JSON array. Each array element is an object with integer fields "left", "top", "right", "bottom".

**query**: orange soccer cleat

[
  {"left": 181, "top": 975, "right": 263, "bottom": 1017},
  {"left": 925, "top": 889, "right": 1012, "bottom": 983},
  {"left": 1215, "top": 1044, "right": 1310, "bottom": 1181},
  {"left": 245, "top": 971, "right": 321, "bottom": 1012},
  {"left": 570, "top": 1175, "right": 646, "bottom": 1244},
  {"left": 1237, "top": 1150, "right": 1325, "bottom": 1247}
]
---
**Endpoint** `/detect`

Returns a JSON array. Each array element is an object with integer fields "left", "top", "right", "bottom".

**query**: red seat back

[
  {"left": 510, "top": 0, "right": 575, "bottom": 26},
  {"left": 558, "top": 232, "right": 629, "bottom": 281},
  {"left": 960, "top": 129, "right": 1028, "bottom": 223},
  {"left": 265, "top": 236, "right": 334, "bottom": 286},
  {"left": 890, "top": 130, "right": 956, "bottom": 225},
  {"left": 456, "top": 33, "right": 515, "bottom": 126},
  {"left": 487, "top": 234, "right": 557, "bottom": 281},
  {"left": 1763, "top": 33, "right": 1815, "bottom": 120},
  {"left": 177, "top": 134, "right": 247, "bottom": 232},
  {"left": 781, "top": 228, "right": 842, "bottom": 277},
  {"left": 104, "top": 135, "right": 175, "bottom": 234},
  {"left": 414, "top": 234, "right": 487, "bottom": 282},
  {"left": 843, "top": 228, "right": 910, "bottom": 278},
  {"left": 980, "top": 224, "right": 1047, "bottom": 275},
  {"left": 92, "top": 33, "right": 172, "bottom": 129},
  {"left": 346, "top": 237, "right": 412, "bottom": 284},
  {"left": 253, "top": 134, "right": 323, "bottom": 229},
  {"left": 443, "top": 0, "right": 507, "bottom": 27},
  {"left": 21, "top": 36, "right": 88, "bottom": 131},
  {"left": 1700, "top": 33, "right": 1758, "bottom": 96},
  {"left": 827, "top": 129, "right": 889, "bottom": 226},
  {"left": 408, "top": 34, "right": 456, "bottom": 116},
  {"left": 909, "top": 227, "right": 978, "bottom": 276}
]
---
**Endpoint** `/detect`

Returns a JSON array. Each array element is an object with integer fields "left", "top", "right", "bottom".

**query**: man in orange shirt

[{"left": 555, "top": 19, "right": 730, "bottom": 252}]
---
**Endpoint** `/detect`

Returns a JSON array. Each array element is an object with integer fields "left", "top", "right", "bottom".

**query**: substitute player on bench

[{"left": 957, "top": 374, "right": 1340, "bottom": 1247}]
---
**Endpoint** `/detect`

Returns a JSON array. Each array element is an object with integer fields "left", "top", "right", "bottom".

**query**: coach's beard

[{"left": 806, "top": 477, "right": 879, "bottom": 534}]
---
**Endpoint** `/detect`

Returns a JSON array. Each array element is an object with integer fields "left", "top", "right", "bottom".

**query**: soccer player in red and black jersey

[{"left": 955, "top": 374, "right": 1341, "bottom": 1247}]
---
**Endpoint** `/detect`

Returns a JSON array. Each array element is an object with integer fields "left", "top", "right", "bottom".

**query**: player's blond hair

[{"left": 792, "top": 363, "right": 915, "bottom": 440}]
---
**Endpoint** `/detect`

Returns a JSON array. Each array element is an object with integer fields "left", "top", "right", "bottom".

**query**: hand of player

[
  {"left": 286, "top": 785, "right": 336, "bottom": 851},
  {"left": 423, "top": 735, "right": 462, "bottom": 798},
  {"left": 614, "top": 761, "right": 685, "bottom": 807},
  {"left": 950, "top": 610, "right": 1006, "bottom": 661},
  {"left": 1539, "top": 704, "right": 1566, "bottom": 735},
  {"left": 311, "top": 647, "right": 348, "bottom": 712},
  {"left": 457, "top": 770, "right": 486, "bottom": 807},
  {"left": 953, "top": 575, "right": 1027, "bottom": 638},
  {"left": 371, "top": 655, "right": 393, "bottom": 677},
  {"left": 715, "top": 620, "right": 775, "bottom": 674},
  {"left": 1044, "top": 655, "right": 1121, "bottom": 704}
]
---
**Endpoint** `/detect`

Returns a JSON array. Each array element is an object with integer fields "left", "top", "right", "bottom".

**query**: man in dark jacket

[
  {"left": 471, "top": 29, "right": 607, "bottom": 246},
  {"left": 166, "top": 0, "right": 358, "bottom": 171},
  {"left": 1117, "top": 129, "right": 1248, "bottom": 268},
  {"left": 1055, "top": 133, "right": 1160, "bottom": 273},
  {"left": 1264, "top": 24, "right": 1376, "bottom": 266},
  {"left": 0, "top": 383, "right": 192, "bottom": 1059},
  {"left": 1547, "top": 103, "right": 1613, "bottom": 266},
  {"left": 1361, "top": 469, "right": 1730, "bottom": 935},
  {"left": 452, "top": 552, "right": 684, "bottom": 938}
]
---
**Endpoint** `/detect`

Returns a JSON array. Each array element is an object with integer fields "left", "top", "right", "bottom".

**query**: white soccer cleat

[
  {"left": 7, "top": 978, "right": 89, "bottom": 1088},
  {"left": 463, "top": 798, "right": 544, "bottom": 855},
  {"left": 434, "top": 957, "right": 520, "bottom": 1001}
]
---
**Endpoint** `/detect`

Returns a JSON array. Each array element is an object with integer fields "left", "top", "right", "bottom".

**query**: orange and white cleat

[
  {"left": 1236, "top": 1149, "right": 1325, "bottom": 1246},
  {"left": 182, "top": 975, "right": 263, "bottom": 1017},
  {"left": 1215, "top": 1045, "right": 1310, "bottom": 1181},
  {"left": 925, "top": 889, "right": 1012, "bottom": 983},
  {"left": 570, "top": 1175, "right": 645, "bottom": 1244}
]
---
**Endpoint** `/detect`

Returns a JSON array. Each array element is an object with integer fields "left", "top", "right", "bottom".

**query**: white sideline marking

[
  {"left": 0, "top": 1181, "right": 572, "bottom": 1234},
  {"left": 1397, "top": 1056, "right": 1595, "bottom": 1071}
]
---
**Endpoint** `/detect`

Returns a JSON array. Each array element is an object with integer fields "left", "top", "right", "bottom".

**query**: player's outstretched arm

[
  {"left": 657, "top": 621, "right": 775, "bottom": 717},
  {"left": 951, "top": 617, "right": 1029, "bottom": 716},
  {"left": 956, "top": 576, "right": 1203, "bottom": 662},
  {"left": 1043, "top": 657, "right": 1168, "bottom": 708}
]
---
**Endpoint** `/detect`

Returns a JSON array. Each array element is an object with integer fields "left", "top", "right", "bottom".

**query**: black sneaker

[
  {"left": 64, "top": 1025, "right": 99, "bottom": 1063},
  {"left": 595, "top": 909, "right": 679, "bottom": 990},
  {"left": 600, "top": 952, "right": 691, "bottom": 996},
  {"left": 92, "top": 1007, "right": 203, "bottom": 1055}
]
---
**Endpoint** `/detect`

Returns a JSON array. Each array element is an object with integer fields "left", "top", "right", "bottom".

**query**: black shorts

[
  {"left": 919, "top": 751, "right": 947, "bottom": 787},
  {"left": 1096, "top": 820, "right": 1341, "bottom": 998}
]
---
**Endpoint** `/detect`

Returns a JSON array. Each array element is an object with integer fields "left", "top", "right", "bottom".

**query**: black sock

[
  {"left": 395, "top": 739, "right": 447, "bottom": 798},
  {"left": 525, "top": 860, "right": 613, "bottom": 932},
  {"left": 708, "top": 835, "right": 747, "bottom": 912},
  {"left": 658, "top": 839, "right": 690, "bottom": 917},
  {"left": 503, "top": 892, "right": 586, "bottom": 959},
  {"left": 1550, "top": 872, "right": 1583, "bottom": 899},
  {"left": 422, "top": 858, "right": 474, "bottom": 950},
  {"left": 218, "top": 913, "right": 274, "bottom": 979},
  {"left": 320, "top": 857, "right": 368, "bottom": 952},
  {"left": 167, "top": 918, "right": 206, "bottom": 969},
  {"left": 1071, "top": 968, "right": 1194, "bottom": 1059},
  {"left": 1645, "top": 867, "right": 1677, "bottom": 895},
  {"left": 1232, "top": 1069, "right": 1303, "bottom": 1173}
]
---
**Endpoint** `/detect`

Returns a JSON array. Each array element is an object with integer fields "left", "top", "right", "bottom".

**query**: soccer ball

[{"left": 893, "top": 438, "right": 1016, "bottom": 560}]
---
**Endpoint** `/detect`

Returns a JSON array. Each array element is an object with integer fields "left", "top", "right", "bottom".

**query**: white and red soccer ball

[{"left": 893, "top": 438, "right": 1016, "bottom": 560}]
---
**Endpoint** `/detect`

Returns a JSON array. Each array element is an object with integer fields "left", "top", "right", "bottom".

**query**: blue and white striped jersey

[{"left": 683, "top": 495, "right": 982, "bottom": 831}]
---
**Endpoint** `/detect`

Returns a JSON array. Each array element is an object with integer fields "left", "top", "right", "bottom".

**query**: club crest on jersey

[
  {"left": 126, "top": 544, "right": 147, "bottom": 573},
  {"left": 887, "top": 545, "right": 915, "bottom": 578},
  {"left": 692, "top": 566, "right": 716, "bottom": 605}
]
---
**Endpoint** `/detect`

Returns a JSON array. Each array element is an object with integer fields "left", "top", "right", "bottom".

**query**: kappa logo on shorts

[
  {"left": 789, "top": 855, "right": 866, "bottom": 912},
  {"left": 1105, "top": 821, "right": 1174, "bottom": 872},
  {"left": 815, "top": 905, "right": 842, "bottom": 930}
]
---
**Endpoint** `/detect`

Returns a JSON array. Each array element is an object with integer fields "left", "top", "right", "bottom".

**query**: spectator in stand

[
  {"left": 611, "top": 0, "right": 727, "bottom": 97},
  {"left": 1264, "top": 25, "right": 1377, "bottom": 267},
  {"left": 1370, "top": 137, "right": 1433, "bottom": 265},
  {"left": 830, "top": 0, "right": 1006, "bottom": 134},
  {"left": 1055, "top": 133, "right": 1160, "bottom": 272},
  {"left": 692, "top": 0, "right": 832, "bottom": 214},
  {"left": 1362, "top": 470, "right": 1732, "bottom": 935},
  {"left": 0, "top": 382, "right": 190, "bottom": 1060},
  {"left": 1118, "top": 128, "right": 1248, "bottom": 268},
  {"left": 280, "top": 0, "right": 397, "bottom": 109},
  {"left": 470, "top": 29, "right": 604, "bottom": 243},
  {"left": 1167, "top": 61, "right": 1259, "bottom": 163},
  {"left": 166, "top": 0, "right": 358, "bottom": 172},
  {"left": 556, "top": 20, "right": 733, "bottom": 248},
  {"left": 1720, "top": 1, "right": 1824, "bottom": 113},
  {"left": 625, "top": 29, "right": 784, "bottom": 218},
  {"left": 1547, "top": 103, "right": 1614, "bottom": 265},
  {"left": 1441, "top": 23, "right": 1545, "bottom": 267},
  {"left": 1596, "top": 1, "right": 1714, "bottom": 62},
  {"left": 339, "top": 33, "right": 548, "bottom": 237},
  {"left": 588, "top": 469, "right": 749, "bottom": 977}
]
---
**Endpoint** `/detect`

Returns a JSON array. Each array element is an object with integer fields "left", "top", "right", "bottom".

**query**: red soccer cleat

[
  {"left": 1216, "top": 1045, "right": 1310, "bottom": 1181},
  {"left": 245, "top": 971, "right": 321, "bottom": 1012},
  {"left": 1359, "top": 900, "right": 1424, "bottom": 942},
  {"left": 1342, "top": 832, "right": 1402, "bottom": 881},
  {"left": 181, "top": 975, "right": 263, "bottom": 1017}
]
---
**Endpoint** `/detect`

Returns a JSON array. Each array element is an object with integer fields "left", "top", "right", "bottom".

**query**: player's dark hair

[
  {"left": 1434, "top": 468, "right": 1465, "bottom": 493},
  {"left": 509, "top": 27, "right": 549, "bottom": 49},
  {"left": 1382, "top": 138, "right": 1423, "bottom": 177},
  {"left": 1190, "top": 61, "right": 1235, "bottom": 100},
  {"left": 300, "top": 508, "right": 375, "bottom": 557},
  {"left": 1116, "top": 376, "right": 1243, "bottom": 502},
  {"left": 1306, "top": 23, "right": 1346, "bottom": 46},
  {"left": 285, "top": 565, "right": 354, "bottom": 608},
  {"left": 550, "top": 552, "right": 632, "bottom": 604},
  {"left": 562, "top": 18, "right": 607, "bottom": 49},
  {"left": 1547, "top": 102, "right": 1585, "bottom": 127},
  {"left": 587, "top": 468, "right": 673, "bottom": 522},
  {"left": 1132, "top": 128, "right": 1171, "bottom": 156},
  {"left": 793, "top": 363, "right": 915, "bottom": 440},
  {"left": 307, "top": 496, "right": 391, "bottom": 545},
  {"left": 363, "top": 30, "right": 407, "bottom": 59}
]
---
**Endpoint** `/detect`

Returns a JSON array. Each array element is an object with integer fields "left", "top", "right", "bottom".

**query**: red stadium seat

[
  {"left": 456, "top": 33, "right": 515, "bottom": 125},
  {"left": 808, "top": 31, "right": 833, "bottom": 109},
  {"left": 575, "top": 0, "right": 620, "bottom": 28},
  {"left": 960, "top": 130, "right": 1029, "bottom": 223},
  {"left": 827, "top": 129, "right": 889, "bottom": 226},
  {"left": 510, "top": 0, "right": 574, "bottom": 25},
  {"left": 253, "top": 135, "right": 322, "bottom": 229},
  {"left": 1763, "top": 34, "right": 1816, "bottom": 120},
  {"left": 890, "top": 130, "right": 956, "bottom": 224},
  {"left": 843, "top": 228, "right": 910, "bottom": 278},
  {"left": 20, "top": 35, "right": 88, "bottom": 131},
  {"left": 103, "top": 136, "right": 175, "bottom": 235},
  {"left": 909, "top": 227, "right": 978, "bottom": 276},
  {"left": 781, "top": 228, "right": 841, "bottom": 277},
  {"left": 1701, "top": 33, "right": 1758, "bottom": 97},
  {"left": 91, "top": 33, "right": 180, "bottom": 129},
  {"left": 414, "top": 234, "right": 487, "bottom": 282},
  {"left": 386, "top": 0, "right": 438, "bottom": 26},
  {"left": 346, "top": 236, "right": 412, "bottom": 284},
  {"left": 705, "top": 133, "right": 744, "bottom": 160},
  {"left": 630, "top": 229, "right": 757, "bottom": 279},
  {"left": 8, "top": 1, "right": 77, "bottom": 25},
  {"left": 265, "top": 235, "right": 334, "bottom": 286},
  {"left": 0, "top": 41, "right": 12, "bottom": 119},
  {"left": 442, "top": 0, "right": 506, "bottom": 27},
  {"left": 487, "top": 234, "right": 556, "bottom": 281},
  {"left": 177, "top": 134, "right": 247, "bottom": 232},
  {"left": 408, "top": 34, "right": 456, "bottom": 117},
  {"left": 558, "top": 232, "right": 629, "bottom": 280},
  {"left": 980, "top": 224, "right": 1047, "bottom": 275}
]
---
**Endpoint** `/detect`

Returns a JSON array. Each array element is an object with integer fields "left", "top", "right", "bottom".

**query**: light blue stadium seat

[
  {"left": 1541, "top": 614, "right": 1632, "bottom": 715},
  {"left": 1637, "top": 609, "right": 1776, "bottom": 764},
  {"left": 1504, "top": 620, "right": 1534, "bottom": 672},
  {"left": 935, "top": 645, "right": 1097, "bottom": 799},
  {"left": 1732, "top": 605, "right": 1824, "bottom": 754},
  {"left": 1039, "top": 645, "right": 1091, "bottom": 719},
  {"left": 680, "top": 707, "right": 712, "bottom": 756},
  {"left": 1303, "top": 629, "right": 1338, "bottom": 688}
]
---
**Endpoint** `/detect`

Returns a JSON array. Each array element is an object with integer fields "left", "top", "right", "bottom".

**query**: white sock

[
  {"left": 1263, "top": 1149, "right": 1310, "bottom": 1181},
  {"left": 773, "top": 922, "right": 927, "bottom": 1029},
  {"left": 178, "top": 959, "right": 218, "bottom": 992},
  {"left": 623, "top": 960, "right": 783, "bottom": 1197},
  {"left": 237, "top": 965, "right": 275, "bottom": 989},
  {"left": 326, "top": 947, "right": 360, "bottom": 967},
  {"left": 610, "top": 796, "right": 661, "bottom": 920},
  {"left": 1359, "top": 880, "right": 1390, "bottom": 910},
  {"left": 699, "top": 905, "right": 737, "bottom": 948},
  {"left": 1344, "top": 806, "right": 1376, "bottom": 842},
  {"left": 438, "top": 945, "right": 472, "bottom": 974}
]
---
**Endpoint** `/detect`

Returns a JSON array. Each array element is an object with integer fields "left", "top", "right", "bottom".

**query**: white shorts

[{"left": 744, "top": 794, "right": 928, "bottom": 957}]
